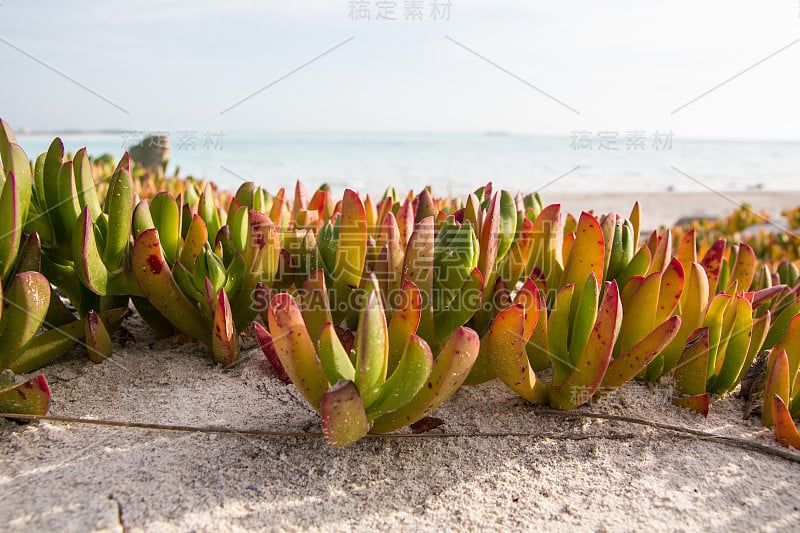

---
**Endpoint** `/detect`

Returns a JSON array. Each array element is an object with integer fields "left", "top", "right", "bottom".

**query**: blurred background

[{"left": 2, "top": 0, "right": 799, "bottom": 195}]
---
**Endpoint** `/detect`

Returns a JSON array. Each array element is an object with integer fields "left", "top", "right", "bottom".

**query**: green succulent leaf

[
  {"left": 131, "top": 229, "right": 210, "bottom": 346},
  {"left": 9, "top": 308, "right": 128, "bottom": 374},
  {"left": 598, "top": 316, "right": 681, "bottom": 397},
  {"left": 321, "top": 380, "right": 369, "bottom": 447},
  {"left": 368, "top": 333, "right": 433, "bottom": 419},
  {"left": 85, "top": 310, "right": 113, "bottom": 363},
  {"left": 569, "top": 273, "right": 600, "bottom": 368},
  {"left": 0, "top": 272, "right": 51, "bottom": 370},
  {"left": 549, "top": 284, "right": 575, "bottom": 386},
  {"left": 354, "top": 280, "right": 389, "bottom": 408},
  {"left": 486, "top": 304, "right": 547, "bottom": 404},
  {"left": 673, "top": 327, "right": 710, "bottom": 397},
  {"left": 371, "top": 326, "right": 480, "bottom": 434},
  {"left": 318, "top": 322, "right": 356, "bottom": 384},
  {"left": 73, "top": 148, "right": 103, "bottom": 222},
  {"left": 433, "top": 267, "right": 483, "bottom": 347},
  {"left": 150, "top": 192, "right": 181, "bottom": 264},
  {"left": 74, "top": 206, "right": 109, "bottom": 294},
  {"left": 102, "top": 168, "right": 134, "bottom": 271},
  {"left": 198, "top": 183, "right": 222, "bottom": 241},
  {"left": 495, "top": 190, "right": 517, "bottom": 262},
  {"left": 0, "top": 375, "right": 50, "bottom": 417},
  {"left": 211, "top": 289, "right": 238, "bottom": 366},
  {"left": 267, "top": 293, "right": 330, "bottom": 411},
  {"left": 549, "top": 281, "right": 622, "bottom": 410}
]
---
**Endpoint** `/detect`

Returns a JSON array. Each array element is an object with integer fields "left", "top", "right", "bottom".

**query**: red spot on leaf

[{"left": 146, "top": 255, "right": 163, "bottom": 274}]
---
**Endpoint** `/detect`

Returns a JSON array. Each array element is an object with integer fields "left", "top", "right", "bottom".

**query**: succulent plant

[
  {"left": 469, "top": 210, "right": 682, "bottom": 409},
  {"left": 255, "top": 273, "right": 479, "bottom": 446},
  {"left": 22, "top": 137, "right": 137, "bottom": 316},
  {"left": 1, "top": 121, "right": 128, "bottom": 377},
  {"left": 6, "top": 120, "right": 800, "bottom": 451},
  {"left": 131, "top": 190, "right": 280, "bottom": 365}
]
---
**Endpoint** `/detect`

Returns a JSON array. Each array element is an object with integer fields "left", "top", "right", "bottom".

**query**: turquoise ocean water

[{"left": 16, "top": 132, "right": 800, "bottom": 197}]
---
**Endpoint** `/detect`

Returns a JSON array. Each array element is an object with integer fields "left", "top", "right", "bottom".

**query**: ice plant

[
  {"left": 255, "top": 273, "right": 480, "bottom": 446},
  {"left": 670, "top": 289, "right": 771, "bottom": 416},
  {"left": 763, "top": 312, "right": 800, "bottom": 418},
  {"left": 131, "top": 190, "right": 280, "bottom": 365},
  {"left": 615, "top": 258, "right": 685, "bottom": 380},
  {"left": 314, "top": 189, "right": 368, "bottom": 325},
  {"left": 21, "top": 137, "right": 138, "bottom": 316},
  {"left": 0, "top": 121, "right": 127, "bottom": 416}
]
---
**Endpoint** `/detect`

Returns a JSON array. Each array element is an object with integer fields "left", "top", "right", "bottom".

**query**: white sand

[{"left": 2, "top": 192, "right": 800, "bottom": 532}]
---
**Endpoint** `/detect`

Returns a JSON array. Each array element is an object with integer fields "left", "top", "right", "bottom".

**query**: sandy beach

[{"left": 2, "top": 192, "right": 800, "bottom": 532}]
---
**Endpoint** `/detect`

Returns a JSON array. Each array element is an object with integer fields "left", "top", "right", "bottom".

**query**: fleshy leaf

[
  {"left": 321, "top": 380, "right": 369, "bottom": 447},
  {"left": 549, "top": 281, "right": 622, "bottom": 410},
  {"left": 131, "top": 229, "right": 210, "bottom": 346},
  {"left": 300, "top": 269, "right": 332, "bottom": 342},
  {"left": 74, "top": 206, "right": 109, "bottom": 294},
  {"left": 728, "top": 243, "right": 755, "bottom": 293},
  {"left": 656, "top": 258, "right": 685, "bottom": 324},
  {"left": 368, "top": 334, "right": 433, "bottom": 419},
  {"left": 402, "top": 217, "right": 435, "bottom": 345},
  {"left": 701, "top": 239, "right": 726, "bottom": 294},
  {"left": 253, "top": 321, "right": 290, "bottom": 383},
  {"left": 371, "top": 326, "right": 480, "bottom": 433},
  {"left": 387, "top": 280, "right": 422, "bottom": 373},
  {"left": 662, "top": 263, "right": 710, "bottom": 374},
  {"left": 569, "top": 274, "right": 600, "bottom": 368},
  {"left": 598, "top": 316, "right": 681, "bottom": 397},
  {"left": 433, "top": 267, "right": 483, "bottom": 346},
  {"left": 772, "top": 395, "right": 800, "bottom": 450},
  {"left": 268, "top": 293, "right": 329, "bottom": 411},
  {"left": 771, "top": 311, "right": 800, "bottom": 390},
  {"left": 211, "top": 289, "right": 238, "bottom": 366},
  {"left": 9, "top": 308, "right": 127, "bottom": 374},
  {"left": 0, "top": 272, "right": 51, "bottom": 370},
  {"left": 354, "top": 284, "right": 389, "bottom": 408},
  {"left": 85, "top": 310, "right": 112, "bottom": 363},
  {"left": 672, "top": 394, "right": 709, "bottom": 417},
  {"left": 708, "top": 296, "right": 753, "bottom": 394},
  {"left": 673, "top": 327, "right": 709, "bottom": 397},
  {"left": 763, "top": 349, "right": 790, "bottom": 428},
  {"left": 548, "top": 284, "right": 575, "bottom": 386},
  {"left": 333, "top": 189, "right": 367, "bottom": 287},
  {"left": 0, "top": 375, "right": 50, "bottom": 417},
  {"left": 616, "top": 272, "right": 660, "bottom": 355},
  {"left": 561, "top": 212, "right": 605, "bottom": 318},
  {"left": 179, "top": 214, "right": 209, "bottom": 269},
  {"left": 102, "top": 168, "right": 134, "bottom": 271},
  {"left": 487, "top": 304, "right": 547, "bottom": 404},
  {"left": 527, "top": 204, "right": 564, "bottom": 291},
  {"left": 0, "top": 173, "right": 23, "bottom": 282},
  {"left": 318, "top": 322, "right": 356, "bottom": 384},
  {"left": 150, "top": 192, "right": 181, "bottom": 264}
]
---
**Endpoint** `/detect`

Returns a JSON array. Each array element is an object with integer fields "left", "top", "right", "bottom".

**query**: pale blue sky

[{"left": 1, "top": 0, "right": 799, "bottom": 139}]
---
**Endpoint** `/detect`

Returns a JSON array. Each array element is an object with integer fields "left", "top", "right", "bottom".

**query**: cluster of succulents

[
  {"left": 1, "top": 117, "right": 799, "bottom": 451},
  {"left": 672, "top": 203, "right": 800, "bottom": 263}
]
